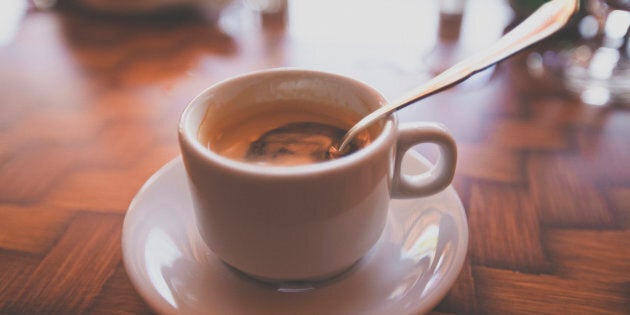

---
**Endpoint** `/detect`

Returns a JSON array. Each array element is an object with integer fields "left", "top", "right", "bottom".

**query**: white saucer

[{"left": 122, "top": 151, "right": 468, "bottom": 315}]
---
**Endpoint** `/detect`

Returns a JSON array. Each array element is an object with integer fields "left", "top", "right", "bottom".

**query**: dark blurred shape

[
  {"left": 54, "top": 0, "right": 233, "bottom": 17},
  {"left": 52, "top": 0, "right": 237, "bottom": 87},
  {"left": 33, "top": 0, "right": 58, "bottom": 9}
]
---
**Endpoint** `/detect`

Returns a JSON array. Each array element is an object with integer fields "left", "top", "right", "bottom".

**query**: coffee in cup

[
  {"left": 198, "top": 99, "right": 372, "bottom": 166},
  {"left": 178, "top": 68, "right": 457, "bottom": 281}
]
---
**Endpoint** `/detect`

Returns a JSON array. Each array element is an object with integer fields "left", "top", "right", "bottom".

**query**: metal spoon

[{"left": 336, "top": 0, "right": 579, "bottom": 153}]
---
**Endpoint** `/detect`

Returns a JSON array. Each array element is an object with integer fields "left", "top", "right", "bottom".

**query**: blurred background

[
  {"left": 0, "top": 0, "right": 503, "bottom": 99},
  {"left": 1, "top": 1, "right": 629, "bottom": 314},
  {"left": 1, "top": 0, "right": 627, "bottom": 107}
]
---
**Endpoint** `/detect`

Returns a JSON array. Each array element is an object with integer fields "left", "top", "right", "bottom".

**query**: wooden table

[{"left": 1, "top": 1, "right": 628, "bottom": 314}]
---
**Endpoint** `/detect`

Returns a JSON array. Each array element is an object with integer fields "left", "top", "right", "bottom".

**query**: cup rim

[{"left": 178, "top": 68, "right": 396, "bottom": 177}]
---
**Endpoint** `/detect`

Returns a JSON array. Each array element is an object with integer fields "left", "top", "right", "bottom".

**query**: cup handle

[{"left": 391, "top": 122, "right": 457, "bottom": 199}]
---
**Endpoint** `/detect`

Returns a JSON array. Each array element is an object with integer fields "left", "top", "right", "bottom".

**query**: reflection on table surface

[{"left": 0, "top": 0, "right": 628, "bottom": 314}]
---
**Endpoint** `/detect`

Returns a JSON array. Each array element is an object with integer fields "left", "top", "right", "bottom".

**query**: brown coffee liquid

[
  {"left": 199, "top": 100, "right": 370, "bottom": 166},
  {"left": 245, "top": 122, "right": 359, "bottom": 164}
]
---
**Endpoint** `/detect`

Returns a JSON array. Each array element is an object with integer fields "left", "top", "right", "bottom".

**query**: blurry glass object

[
  {"left": 243, "top": 0, "right": 287, "bottom": 28},
  {"left": 525, "top": 0, "right": 630, "bottom": 106},
  {"left": 243, "top": 0, "right": 285, "bottom": 14},
  {"left": 439, "top": 0, "right": 467, "bottom": 40},
  {"left": 425, "top": 0, "right": 511, "bottom": 88},
  {"left": 424, "top": 0, "right": 468, "bottom": 75}
]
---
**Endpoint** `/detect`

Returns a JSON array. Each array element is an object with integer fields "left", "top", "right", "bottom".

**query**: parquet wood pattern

[{"left": 1, "top": 2, "right": 628, "bottom": 314}]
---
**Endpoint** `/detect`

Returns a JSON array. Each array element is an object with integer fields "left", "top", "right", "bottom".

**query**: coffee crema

[{"left": 198, "top": 100, "right": 372, "bottom": 166}]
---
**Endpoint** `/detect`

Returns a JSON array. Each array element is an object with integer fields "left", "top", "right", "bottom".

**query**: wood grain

[
  {"left": 1, "top": 1, "right": 629, "bottom": 314},
  {"left": 4, "top": 213, "right": 122, "bottom": 314},
  {"left": 474, "top": 266, "right": 630, "bottom": 314},
  {"left": 0, "top": 205, "right": 75, "bottom": 254},
  {"left": 468, "top": 183, "right": 547, "bottom": 273}
]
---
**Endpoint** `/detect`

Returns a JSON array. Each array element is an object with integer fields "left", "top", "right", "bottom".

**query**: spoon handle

[{"left": 339, "top": 0, "right": 579, "bottom": 152}]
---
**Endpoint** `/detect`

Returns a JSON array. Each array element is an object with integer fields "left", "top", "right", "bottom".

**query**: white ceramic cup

[{"left": 178, "top": 68, "right": 457, "bottom": 281}]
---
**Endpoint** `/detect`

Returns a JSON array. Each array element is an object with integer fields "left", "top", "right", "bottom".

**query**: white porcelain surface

[
  {"left": 178, "top": 69, "right": 457, "bottom": 280},
  {"left": 122, "top": 151, "right": 468, "bottom": 315}
]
